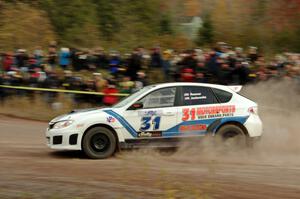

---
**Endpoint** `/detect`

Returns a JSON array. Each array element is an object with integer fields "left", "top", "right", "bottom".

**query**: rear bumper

[{"left": 244, "top": 114, "right": 263, "bottom": 137}]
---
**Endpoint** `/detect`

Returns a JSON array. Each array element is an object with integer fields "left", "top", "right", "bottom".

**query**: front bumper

[{"left": 46, "top": 128, "right": 82, "bottom": 150}]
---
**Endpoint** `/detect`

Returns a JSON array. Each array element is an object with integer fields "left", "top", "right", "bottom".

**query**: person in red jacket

[
  {"left": 181, "top": 67, "right": 195, "bottom": 82},
  {"left": 102, "top": 82, "right": 119, "bottom": 106},
  {"left": 3, "top": 52, "right": 14, "bottom": 71}
]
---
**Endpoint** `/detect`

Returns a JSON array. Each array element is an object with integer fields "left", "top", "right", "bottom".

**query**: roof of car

[{"left": 151, "top": 82, "right": 233, "bottom": 92}]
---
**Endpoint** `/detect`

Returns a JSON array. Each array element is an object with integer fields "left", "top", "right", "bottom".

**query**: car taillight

[{"left": 248, "top": 106, "right": 258, "bottom": 114}]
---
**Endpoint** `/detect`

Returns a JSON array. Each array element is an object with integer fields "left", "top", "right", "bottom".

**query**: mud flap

[{"left": 206, "top": 119, "right": 222, "bottom": 136}]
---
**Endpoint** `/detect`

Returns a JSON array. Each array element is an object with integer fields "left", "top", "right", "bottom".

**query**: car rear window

[{"left": 212, "top": 88, "right": 233, "bottom": 103}]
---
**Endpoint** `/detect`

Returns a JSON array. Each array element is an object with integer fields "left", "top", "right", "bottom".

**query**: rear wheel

[
  {"left": 82, "top": 127, "right": 117, "bottom": 159},
  {"left": 216, "top": 124, "right": 248, "bottom": 147}
]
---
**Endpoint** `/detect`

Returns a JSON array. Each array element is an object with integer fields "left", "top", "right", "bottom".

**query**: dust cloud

[
  {"left": 240, "top": 80, "right": 300, "bottom": 165},
  {"left": 121, "top": 80, "right": 300, "bottom": 166}
]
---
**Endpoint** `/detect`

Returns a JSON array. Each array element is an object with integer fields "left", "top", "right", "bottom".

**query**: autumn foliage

[{"left": 0, "top": 0, "right": 299, "bottom": 52}]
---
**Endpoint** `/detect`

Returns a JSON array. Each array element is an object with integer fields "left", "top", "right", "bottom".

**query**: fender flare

[{"left": 82, "top": 123, "right": 121, "bottom": 151}]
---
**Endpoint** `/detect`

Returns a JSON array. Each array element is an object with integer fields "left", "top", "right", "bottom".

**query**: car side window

[
  {"left": 138, "top": 87, "right": 176, "bottom": 109},
  {"left": 181, "top": 86, "right": 218, "bottom": 106},
  {"left": 211, "top": 88, "right": 233, "bottom": 103}
]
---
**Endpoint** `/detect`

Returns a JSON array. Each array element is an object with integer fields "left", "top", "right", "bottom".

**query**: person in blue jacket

[{"left": 59, "top": 48, "right": 70, "bottom": 69}]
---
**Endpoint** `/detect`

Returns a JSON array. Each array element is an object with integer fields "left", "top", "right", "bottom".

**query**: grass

[{"left": 0, "top": 94, "right": 94, "bottom": 121}]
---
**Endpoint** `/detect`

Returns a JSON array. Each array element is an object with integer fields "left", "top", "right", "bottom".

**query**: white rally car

[{"left": 46, "top": 82, "right": 263, "bottom": 159}]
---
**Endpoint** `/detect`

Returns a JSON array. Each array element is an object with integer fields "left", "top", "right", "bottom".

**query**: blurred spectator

[
  {"left": 28, "top": 54, "right": 37, "bottom": 71},
  {"left": 162, "top": 49, "right": 172, "bottom": 80},
  {"left": 34, "top": 46, "right": 44, "bottom": 67},
  {"left": 2, "top": 52, "right": 14, "bottom": 71},
  {"left": 150, "top": 47, "right": 163, "bottom": 69},
  {"left": 93, "top": 72, "right": 107, "bottom": 92},
  {"left": 43, "top": 71, "right": 60, "bottom": 104},
  {"left": 127, "top": 48, "right": 142, "bottom": 81},
  {"left": 72, "top": 50, "right": 82, "bottom": 71},
  {"left": 149, "top": 47, "right": 163, "bottom": 82},
  {"left": 0, "top": 42, "right": 299, "bottom": 107},
  {"left": 94, "top": 47, "right": 108, "bottom": 69},
  {"left": 219, "top": 61, "right": 233, "bottom": 85},
  {"left": 134, "top": 71, "right": 148, "bottom": 91},
  {"left": 195, "top": 61, "right": 207, "bottom": 83},
  {"left": 248, "top": 46, "right": 258, "bottom": 63},
  {"left": 59, "top": 48, "right": 70, "bottom": 69},
  {"left": 179, "top": 50, "right": 198, "bottom": 71},
  {"left": 206, "top": 50, "right": 221, "bottom": 83},
  {"left": 78, "top": 50, "right": 89, "bottom": 70},
  {"left": 108, "top": 51, "right": 121, "bottom": 77},
  {"left": 233, "top": 61, "right": 251, "bottom": 84},
  {"left": 181, "top": 68, "right": 195, "bottom": 82},
  {"left": 61, "top": 70, "right": 75, "bottom": 90},
  {"left": 119, "top": 76, "right": 134, "bottom": 93},
  {"left": 15, "top": 49, "right": 29, "bottom": 71},
  {"left": 48, "top": 41, "right": 57, "bottom": 69},
  {"left": 102, "top": 81, "right": 119, "bottom": 106}
]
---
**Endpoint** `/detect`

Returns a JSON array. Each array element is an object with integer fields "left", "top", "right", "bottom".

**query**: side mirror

[{"left": 130, "top": 102, "right": 143, "bottom": 110}]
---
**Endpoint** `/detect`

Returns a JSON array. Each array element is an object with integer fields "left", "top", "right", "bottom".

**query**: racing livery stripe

[
  {"left": 103, "top": 110, "right": 138, "bottom": 137},
  {"left": 164, "top": 116, "right": 249, "bottom": 136},
  {"left": 104, "top": 109, "right": 249, "bottom": 138}
]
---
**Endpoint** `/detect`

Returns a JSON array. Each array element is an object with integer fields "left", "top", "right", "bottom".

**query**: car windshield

[{"left": 113, "top": 85, "right": 155, "bottom": 108}]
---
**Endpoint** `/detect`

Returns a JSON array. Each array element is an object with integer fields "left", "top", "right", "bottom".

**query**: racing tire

[
  {"left": 82, "top": 127, "right": 117, "bottom": 159},
  {"left": 216, "top": 124, "right": 248, "bottom": 148}
]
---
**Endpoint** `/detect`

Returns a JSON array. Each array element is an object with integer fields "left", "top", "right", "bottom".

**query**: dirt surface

[{"left": 1, "top": 81, "right": 300, "bottom": 199}]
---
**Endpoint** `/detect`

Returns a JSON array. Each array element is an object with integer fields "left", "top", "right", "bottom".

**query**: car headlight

[{"left": 53, "top": 120, "right": 74, "bottom": 129}]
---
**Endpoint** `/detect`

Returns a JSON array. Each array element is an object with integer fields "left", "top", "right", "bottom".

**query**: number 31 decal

[{"left": 140, "top": 116, "right": 161, "bottom": 131}]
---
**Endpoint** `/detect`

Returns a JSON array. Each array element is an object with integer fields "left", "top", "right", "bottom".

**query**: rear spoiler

[{"left": 228, "top": 85, "right": 242, "bottom": 93}]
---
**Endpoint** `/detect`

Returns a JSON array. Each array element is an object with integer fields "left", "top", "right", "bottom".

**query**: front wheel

[{"left": 82, "top": 127, "right": 117, "bottom": 159}]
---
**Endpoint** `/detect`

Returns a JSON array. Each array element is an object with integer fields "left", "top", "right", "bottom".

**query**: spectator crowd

[{"left": 0, "top": 41, "right": 300, "bottom": 106}]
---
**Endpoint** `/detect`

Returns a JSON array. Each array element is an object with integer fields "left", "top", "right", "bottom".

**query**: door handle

[{"left": 164, "top": 112, "right": 175, "bottom": 116}]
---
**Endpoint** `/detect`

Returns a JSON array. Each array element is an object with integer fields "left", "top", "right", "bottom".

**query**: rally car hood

[{"left": 49, "top": 107, "right": 112, "bottom": 123}]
